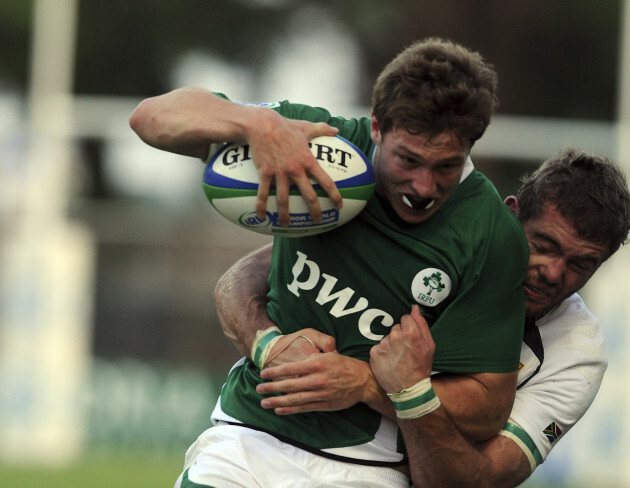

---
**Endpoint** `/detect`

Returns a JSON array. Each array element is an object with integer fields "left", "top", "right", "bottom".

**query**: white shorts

[{"left": 174, "top": 423, "right": 411, "bottom": 488}]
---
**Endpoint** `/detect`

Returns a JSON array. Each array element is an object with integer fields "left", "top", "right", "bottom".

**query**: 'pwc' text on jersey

[{"left": 287, "top": 251, "right": 394, "bottom": 341}]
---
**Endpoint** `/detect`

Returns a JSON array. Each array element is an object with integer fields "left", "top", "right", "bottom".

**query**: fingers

[
  {"left": 255, "top": 174, "right": 272, "bottom": 220},
  {"left": 408, "top": 305, "right": 436, "bottom": 351},
  {"left": 307, "top": 165, "right": 343, "bottom": 211},
  {"left": 257, "top": 370, "right": 326, "bottom": 414},
  {"left": 256, "top": 351, "right": 354, "bottom": 415},
  {"left": 259, "top": 359, "right": 315, "bottom": 383},
  {"left": 269, "top": 157, "right": 333, "bottom": 227},
  {"left": 373, "top": 307, "right": 435, "bottom": 357},
  {"left": 264, "top": 334, "right": 322, "bottom": 369},
  {"left": 274, "top": 172, "right": 291, "bottom": 227},
  {"left": 260, "top": 393, "right": 327, "bottom": 415},
  {"left": 402, "top": 305, "right": 430, "bottom": 336},
  {"left": 410, "top": 304, "right": 423, "bottom": 321},
  {"left": 257, "top": 374, "right": 310, "bottom": 395},
  {"left": 293, "top": 175, "right": 323, "bottom": 224},
  {"left": 305, "top": 121, "right": 342, "bottom": 212},
  {"left": 253, "top": 121, "right": 342, "bottom": 225},
  {"left": 299, "top": 328, "right": 336, "bottom": 353},
  {"left": 311, "top": 121, "right": 339, "bottom": 138}
]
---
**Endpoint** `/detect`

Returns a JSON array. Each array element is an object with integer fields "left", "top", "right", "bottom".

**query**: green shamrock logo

[{"left": 423, "top": 272, "right": 445, "bottom": 296}]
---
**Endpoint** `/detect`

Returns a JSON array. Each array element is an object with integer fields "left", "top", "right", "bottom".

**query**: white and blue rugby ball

[{"left": 203, "top": 135, "right": 375, "bottom": 237}]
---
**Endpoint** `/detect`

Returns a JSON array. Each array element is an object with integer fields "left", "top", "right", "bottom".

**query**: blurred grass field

[
  {"left": 0, "top": 453, "right": 184, "bottom": 488},
  {"left": 0, "top": 453, "right": 610, "bottom": 488},
  {"left": 0, "top": 453, "right": 572, "bottom": 488}
]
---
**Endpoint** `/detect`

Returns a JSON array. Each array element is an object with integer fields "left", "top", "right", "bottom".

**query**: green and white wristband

[
  {"left": 251, "top": 326, "right": 283, "bottom": 370},
  {"left": 387, "top": 377, "right": 441, "bottom": 419}
]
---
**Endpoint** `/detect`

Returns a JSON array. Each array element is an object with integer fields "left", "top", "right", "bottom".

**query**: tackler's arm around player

[
  {"left": 217, "top": 251, "right": 526, "bottom": 486},
  {"left": 129, "top": 87, "right": 343, "bottom": 224},
  {"left": 214, "top": 243, "right": 275, "bottom": 358},
  {"left": 216, "top": 244, "right": 517, "bottom": 442},
  {"left": 214, "top": 242, "right": 336, "bottom": 361},
  {"left": 252, "top": 313, "right": 514, "bottom": 441},
  {"left": 214, "top": 243, "right": 389, "bottom": 414},
  {"left": 257, "top": 351, "right": 392, "bottom": 416},
  {"left": 370, "top": 305, "right": 529, "bottom": 488},
  {"left": 370, "top": 306, "right": 517, "bottom": 442}
]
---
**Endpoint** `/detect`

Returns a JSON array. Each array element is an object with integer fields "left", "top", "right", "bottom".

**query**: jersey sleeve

[
  {"left": 208, "top": 94, "right": 375, "bottom": 163},
  {"left": 429, "top": 188, "right": 529, "bottom": 373},
  {"left": 499, "top": 297, "right": 607, "bottom": 470},
  {"left": 271, "top": 101, "right": 375, "bottom": 155}
]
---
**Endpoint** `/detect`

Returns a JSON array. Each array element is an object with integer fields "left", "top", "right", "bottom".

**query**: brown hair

[
  {"left": 371, "top": 37, "right": 499, "bottom": 147},
  {"left": 517, "top": 147, "right": 630, "bottom": 259}
]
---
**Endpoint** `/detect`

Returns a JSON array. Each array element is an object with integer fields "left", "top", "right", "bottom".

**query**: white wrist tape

[
  {"left": 387, "top": 377, "right": 441, "bottom": 419},
  {"left": 251, "top": 326, "right": 283, "bottom": 370}
]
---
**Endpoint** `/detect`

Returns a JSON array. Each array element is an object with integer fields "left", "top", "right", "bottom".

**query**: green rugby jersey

[{"left": 213, "top": 98, "right": 529, "bottom": 464}]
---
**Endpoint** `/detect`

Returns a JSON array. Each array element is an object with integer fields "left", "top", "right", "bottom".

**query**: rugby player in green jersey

[{"left": 131, "top": 38, "right": 529, "bottom": 487}]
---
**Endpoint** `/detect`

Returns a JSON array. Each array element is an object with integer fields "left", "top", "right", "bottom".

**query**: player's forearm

[
  {"left": 400, "top": 408, "right": 494, "bottom": 487},
  {"left": 404, "top": 413, "right": 532, "bottom": 488},
  {"left": 360, "top": 370, "right": 396, "bottom": 419},
  {"left": 129, "top": 87, "right": 275, "bottom": 160},
  {"left": 371, "top": 369, "right": 517, "bottom": 442},
  {"left": 432, "top": 371, "right": 517, "bottom": 441},
  {"left": 214, "top": 244, "right": 274, "bottom": 357}
]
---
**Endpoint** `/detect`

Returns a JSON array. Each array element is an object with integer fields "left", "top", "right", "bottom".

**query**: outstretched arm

[{"left": 129, "top": 87, "right": 342, "bottom": 223}]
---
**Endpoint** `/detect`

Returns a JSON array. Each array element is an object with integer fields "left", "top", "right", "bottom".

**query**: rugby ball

[{"left": 203, "top": 135, "right": 375, "bottom": 237}]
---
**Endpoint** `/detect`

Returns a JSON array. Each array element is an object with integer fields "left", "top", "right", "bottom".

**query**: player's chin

[
  {"left": 524, "top": 296, "right": 555, "bottom": 319},
  {"left": 524, "top": 284, "right": 556, "bottom": 315}
]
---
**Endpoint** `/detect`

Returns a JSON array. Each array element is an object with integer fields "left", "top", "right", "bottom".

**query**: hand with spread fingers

[{"left": 245, "top": 117, "right": 343, "bottom": 226}]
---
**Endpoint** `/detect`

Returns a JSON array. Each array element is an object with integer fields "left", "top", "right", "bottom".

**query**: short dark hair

[
  {"left": 371, "top": 37, "right": 499, "bottom": 147},
  {"left": 517, "top": 147, "right": 630, "bottom": 259}
]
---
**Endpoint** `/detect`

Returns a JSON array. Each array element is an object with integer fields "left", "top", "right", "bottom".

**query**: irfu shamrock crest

[
  {"left": 412, "top": 268, "right": 452, "bottom": 307},
  {"left": 422, "top": 272, "right": 445, "bottom": 296}
]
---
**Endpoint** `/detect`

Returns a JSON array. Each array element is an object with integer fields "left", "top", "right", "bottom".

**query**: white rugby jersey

[{"left": 499, "top": 293, "right": 607, "bottom": 471}]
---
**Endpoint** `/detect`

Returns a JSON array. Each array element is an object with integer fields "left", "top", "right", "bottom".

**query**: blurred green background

[{"left": 1, "top": 1, "right": 629, "bottom": 486}]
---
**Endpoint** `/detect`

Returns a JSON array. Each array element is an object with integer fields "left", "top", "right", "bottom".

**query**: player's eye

[
  {"left": 530, "top": 242, "right": 550, "bottom": 254},
  {"left": 398, "top": 154, "right": 415, "bottom": 164},
  {"left": 437, "top": 163, "right": 460, "bottom": 174},
  {"left": 568, "top": 260, "right": 594, "bottom": 274}
]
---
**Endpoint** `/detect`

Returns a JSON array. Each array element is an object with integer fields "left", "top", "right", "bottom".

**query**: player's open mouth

[
  {"left": 402, "top": 195, "right": 435, "bottom": 210},
  {"left": 524, "top": 282, "right": 551, "bottom": 299}
]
